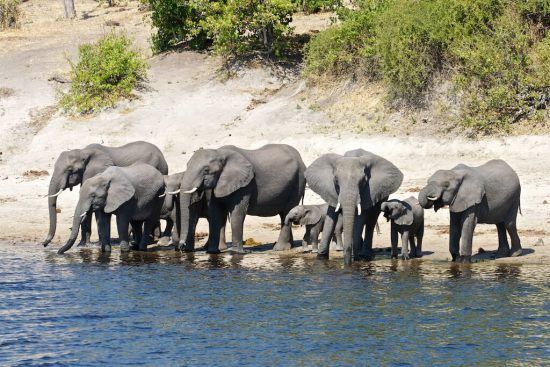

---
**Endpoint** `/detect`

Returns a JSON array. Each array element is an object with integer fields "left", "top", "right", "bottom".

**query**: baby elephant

[
  {"left": 381, "top": 197, "right": 424, "bottom": 260},
  {"left": 284, "top": 204, "right": 343, "bottom": 253}
]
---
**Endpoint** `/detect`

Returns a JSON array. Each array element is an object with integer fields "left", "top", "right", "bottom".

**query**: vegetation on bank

[
  {"left": 60, "top": 32, "right": 148, "bottom": 115},
  {"left": 0, "top": 0, "right": 20, "bottom": 30},
  {"left": 304, "top": 0, "right": 550, "bottom": 132}
]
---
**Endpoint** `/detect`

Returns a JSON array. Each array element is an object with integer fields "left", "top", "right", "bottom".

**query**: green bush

[
  {"left": 0, "top": 0, "right": 21, "bottom": 30},
  {"left": 145, "top": 0, "right": 296, "bottom": 57},
  {"left": 60, "top": 32, "right": 148, "bottom": 114},
  {"left": 304, "top": 0, "right": 550, "bottom": 132},
  {"left": 293, "top": 0, "right": 341, "bottom": 13}
]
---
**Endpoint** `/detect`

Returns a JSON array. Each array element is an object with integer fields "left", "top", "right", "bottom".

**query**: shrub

[
  {"left": 145, "top": 0, "right": 296, "bottom": 57},
  {"left": 0, "top": 0, "right": 21, "bottom": 30},
  {"left": 60, "top": 32, "right": 148, "bottom": 114},
  {"left": 293, "top": 0, "right": 341, "bottom": 13}
]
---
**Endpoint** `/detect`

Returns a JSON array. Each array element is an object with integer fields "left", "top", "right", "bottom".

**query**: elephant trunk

[
  {"left": 57, "top": 200, "right": 88, "bottom": 254},
  {"left": 284, "top": 212, "right": 293, "bottom": 226},
  {"left": 340, "top": 186, "right": 360, "bottom": 265},
  {"left": 43, "top": 171, "right": 68, "bottom": 247},
  {"left": 418, "top": 184, "right": 442, "bottom": 209},
  {"left": 178, "top": 193, "right": 197, "bottom": 251}
]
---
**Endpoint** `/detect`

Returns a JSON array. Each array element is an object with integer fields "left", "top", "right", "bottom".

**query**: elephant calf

[
  {"left": 418, "top": 159, "right": 522, "bottom": 263},
  {"left": 381, "top": 197, "right": 424, "bottom": 260},
  {"left": 284, "top": 204, "right": 343, "bottom": 253},
  {"left": 57, "top": 164, "right": 164, "bottom": 254}
]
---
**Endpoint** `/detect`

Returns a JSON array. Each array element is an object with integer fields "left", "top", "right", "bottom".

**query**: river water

[{"left": 0, "top": 243, "right": 548, "bottom": 366}]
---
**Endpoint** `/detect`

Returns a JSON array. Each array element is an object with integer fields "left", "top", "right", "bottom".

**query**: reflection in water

[{"left": 0, "top": 242, "right": 548, "bottom": 366}]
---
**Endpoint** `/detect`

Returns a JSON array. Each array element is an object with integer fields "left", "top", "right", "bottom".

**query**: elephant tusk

[
  {"left": 427, "top": 195, "right": 438, "bottom": 201},
  {"left": 46, "top": 189, "right": 64, "bottom": 198},
  {"left": 335, "top": 202, "right": 341, "bottom": 212},
  {"left": 183, "top": 187, "right": 198, "bottom": 194},
  {"left": 166, "top": 189, "right": 181, "bottom": 195},
  {"left": 158, "top": 193, "right": 166, "bottom": 198},
  {"left": 357, "top": 204, "right": 361, "bottom": 215}
]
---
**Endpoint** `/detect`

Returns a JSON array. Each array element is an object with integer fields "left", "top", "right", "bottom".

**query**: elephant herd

[{"left": 41, "top": 141, "right": 524, "bottom": 265}]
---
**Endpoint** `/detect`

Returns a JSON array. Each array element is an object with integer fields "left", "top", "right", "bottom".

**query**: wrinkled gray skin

[
  {"left": 43, "top": 141, "right": 168, "bottom": 248},
  {"left": 305, "top": 149, "right": 403, "bottom": 265},
  {"left": 57, "top": 164, "right": 164, "bottom": 254},
  {"left": 381, "top": 197, "right": 424, "bottom": 260},
  {"left": 178, "top": 144, "right": 306, "bottom": 253},
  {"left": 284, "top": 204, "right": 343, "bottom": 253},
  {"left": 161, "top": 171, "right": 226, "bottom": 250},
  {"left": 418, "top": 159, "right": 522, "bottom": 263}
]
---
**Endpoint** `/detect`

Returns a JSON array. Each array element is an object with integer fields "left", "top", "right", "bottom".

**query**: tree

[{"left": 62, "top": 0, "right": 76, "bottom": 19}]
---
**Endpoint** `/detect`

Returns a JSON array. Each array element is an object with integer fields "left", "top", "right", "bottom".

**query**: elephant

[
  {"left": 177, "top": 144, "right": 306, "bottom": 253},
  {"left": 381, "top": 197, "right": 424, "bottom": 260},
  {"left": 57, "top": 164, "right": 164, "bottom": 254},
  {"left": 418, "top": 159, "right": 523, "bottom": 263},
  {"left": 42, "top": 141, "right": 168, "bottom": 248},
  {"left": 160, "top": 171, "right": 226, "bottom": 250},
  {"left": 284, "top": 204, "right": 343, "bottom": 253},
  {"left": 305, "top": 149, "right": 403, "bottom": 265}
]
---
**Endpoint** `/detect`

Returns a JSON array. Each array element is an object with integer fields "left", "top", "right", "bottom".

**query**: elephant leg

[
  {"left": 97, "top": 211, "right": 112, "bottom": 253},
  {"left": 401, "top": 231, "right": 410, "bottom": 260},
  {"left": 204, "top": 200, "right": 224, "bottom": 254},
  {"left": 459, "top": 208, "right": 477, "bottom": 263},
  {"left": 218, "top": 212, "right": 228, "bottom": 251},
  {"left": 353, "top": 213, "right": 366, "bottom": 261},
  {"left": 78, "top": 212, "right": 93, "bottom": 247},
  {"left": 273, "top": 213, "right": 293, "bottom": 251},
  {"left": 317, "top": 206, "right": 338, "bottom": 259},
  {"left": 130, "top": 221, "right": 143, "bottom": 250},
  {"left": 415, "top": 226, "right": 424, "bottom": 258},
  {"left": 496, "top": 222, "right": 510, "bottom": 257},
  {"left": 229, "top": 207, "right": 247, "bottom": 254},
  {"left": 302, "top": 227, "right": 311, "bottom": 252},
  {"left": 310, "top": 225, "right": 322, "bottom": 253},
  {"left": 334, "top": 214, "right": 343, "bottom": 251},
  {"left": 390, "top": 222, "right": 398, "bottom": 259},
  {"left": 408, "top": 233, "right": 416, "bottom": 259},
  {"left": 138, "top": 219, "right": 155, "bottom": 251},
  {"left": 117, "top": 215, "right": 130, "bottom": 252},
  {"left": 157, "top": 217, "right": 173, "bottom": 247},
  {"left": 449, "top": 213, "right": 461, "bottom": 262},
  {"left": 362, "top": 208, "right": 381, "bottom": 261},
  {"left": 505, "top": 221, "right": 523, "bottom": 257}
]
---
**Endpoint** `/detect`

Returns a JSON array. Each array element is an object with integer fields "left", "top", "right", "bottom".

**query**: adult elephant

[
  {"left": 305, "top": 149, "right": 403, "bottom": 265},
  {"left": 177, "top": 144, "right": 306, "bottom": 253},
  {"left": 42, "top": 141, "right": 168, "bottom": 247},
  {"left": 418, "top": 159, "right": 523, "bottom": 263},
  {"left": 58, "top": 164, "right": 165, "bottom": 254}
]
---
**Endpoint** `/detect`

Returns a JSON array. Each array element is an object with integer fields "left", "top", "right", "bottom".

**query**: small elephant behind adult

[
  {"left": 284, "top": 204, "right": 343, "bottom": 253},
  {"left": 381, "top": 197, "right": 424, "bottom": 260},
  {"left": 57, "top": 164, "right": 164, "bottom": 254},
  {"left": 418, "top": 159, "right": 522, "bottom": 263},
  {"left": 157, "top": 172, "right": 185, "bottom": 245}
]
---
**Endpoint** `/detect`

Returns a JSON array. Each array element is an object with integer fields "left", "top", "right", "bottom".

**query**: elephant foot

[
  {"left": 102, "top": 244, "right": 112, "bottom": 253},
  {"left": 231, "top": 246, "right": 250, "bottom": 254},
  {"left": 206, "top": 249, "right": 221, "bottom": 254},
  {"left": 391, "top": 251, "right": 398, "bottom": 259},
  {"left": 459, "top": 255, "right": 472, "bottom": 264},
  {"left": 334, "top": 243, "right": 344, "bottom": 252},
  {"left": 497, "top": 248, "right": 510, "bottom": 257},
  {"left": 401, "top": 253, "right": 410, "bottom": 260},
  {"left": 316, "top": 252, "right": 329, "bottom": 260},
  {"left": 218, "top": 243, "right": 228, "bottom": 251},
  {"left": 157, "top": 236, "right": 171, "bottom": 247},
  {"left": 362, "top": 252, "right": 375, "bottom": 262},
  {"left": 510, "top": 248, "right": 523, "bottom": 257},
  {"left": 273, "top": 242, "right": 292, "bottom": 251},
  {"left": 301, "top": 245, "right": 311, "bottom": 253},
  {"left": 120, "top": 242, "right": 130, "bottom": 252},
  {"left": 77, "top": 240, "right": 93, "bottom": 247},
  {"left": 451, "top": 253, "right": 459, "bottom": 262},
  {"left": 413, "top": 251, "right": 423, "bottom": 258}
]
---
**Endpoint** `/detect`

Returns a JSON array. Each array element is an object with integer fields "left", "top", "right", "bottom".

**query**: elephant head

[
  {"left": 180, "top": 148, "right": 254, "bottom": 197},
  {"left": 284, "top": 205, "right": 323, "bottom": 226},
  {"left": 161, "top": 172, "right": 185, "bottom": 213},
  {"left": 43, "top": 148, "right": 114, "bottom": 247},
  {"left": 305, "top": 149, "right": 403, "bottom": 264},
  {"left": 418, "top": 166, "right": 485, "bottom": 213},
  {"left": 381, "top": 200, "right": 413, "bottom": 225},
  {"left": 57, "top": 167, "right": 134, "bottom": 254}
]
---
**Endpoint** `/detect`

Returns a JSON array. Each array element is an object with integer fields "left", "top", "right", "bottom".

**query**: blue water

[{"left": 0, "top": 243, "right": 548, "bottom": 366}]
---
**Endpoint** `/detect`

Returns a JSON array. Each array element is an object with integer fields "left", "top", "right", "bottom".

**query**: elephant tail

[
  {"left": 375, "top": 222, "right": 380, "bottom": 235},
  {"left": 519, "top": 198, "right": 522, "bottom": 216}
]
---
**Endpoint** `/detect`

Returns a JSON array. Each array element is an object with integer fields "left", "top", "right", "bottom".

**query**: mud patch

[
  {"left": 244, "top": 237, "right": 262, "bottom": 246},
  {"left": 195, "top": 231, "right": 208, "bottom": 240},
  {"left": 0, "top": 87, "right": 15, "bottom": 99},
  {"left": 22, "top": 169, "right": 49, "bottom": 180},
  {"left": 425, "top": 224, "right": 449, "bottom": 234},
  {"left": 29, "top": 105, "right": 57, "bottom": 134},
  {"left": 262, "top": 223, "right": 281, "bottom": 231},
  {"left": 0, "top": 196, "right": 16, "bottom": 204}
]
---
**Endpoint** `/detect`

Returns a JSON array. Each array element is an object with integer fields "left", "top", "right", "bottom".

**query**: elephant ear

[
  {"left": 394, "top": 201, "right": 414, "bottom": 226},
  {"left": 214, "top": 149, "right": 254, "bottom": 198},
  {"left": 104, "top": 168, "right": 135, "bottom": 213},
  {"left": 301, "top": 207, "right": 323, "bottom": 225},
  {"left": 449, "top": 169, "right": 485, "bottom": 213},
  {"left": 358, "top": 153, "right": 404, "bottom": 208},
  {"left": 305, "top": 154, "right": 340, "bottom": 207}
]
